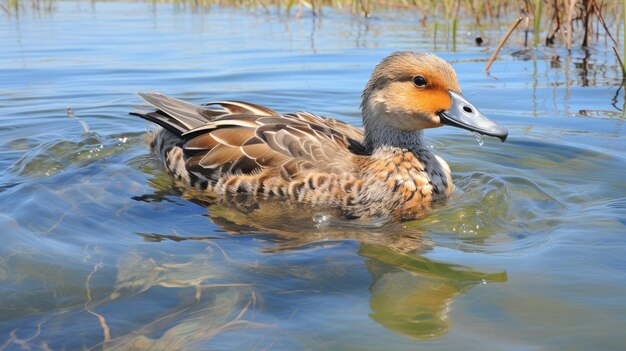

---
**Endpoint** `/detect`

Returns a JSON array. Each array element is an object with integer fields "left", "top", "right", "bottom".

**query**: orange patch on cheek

[
  {"left": 408, "top": 90, "right": 451, "bottom": 116},
  {"left": 381, "top": 83, "right": 453, "bottom": 130}
]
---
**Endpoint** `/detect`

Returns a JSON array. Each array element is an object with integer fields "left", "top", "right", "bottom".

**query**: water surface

[{"left": 1, "top": 2, "right": 625, "bottom": 350}]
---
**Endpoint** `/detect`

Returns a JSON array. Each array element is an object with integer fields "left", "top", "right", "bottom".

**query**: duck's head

[{"left": 361, "top": 52, "right": 507, "bottom": 144}]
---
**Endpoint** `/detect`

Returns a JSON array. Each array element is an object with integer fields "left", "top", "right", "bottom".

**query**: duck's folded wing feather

[
  {"left": 133, "top": 93, "right": 362, "bottom": 178},
  {"left": 133, "top": 93, "right": 281, "bottom": 136},
  {"left": 181, "top": 115, "right": 356, "bottom": 179},
  {"left": 284, "top": 111, "right": 364, "bottom": 141},
  {"left": 137, "top": 93, "right": 215, "bottom": 131},
  {"left": 202, "top": 100, "right": 280, "bottom": 117}
]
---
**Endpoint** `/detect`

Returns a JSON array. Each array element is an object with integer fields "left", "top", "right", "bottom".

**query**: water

[{"left": 1, "top": 2, "right": 625, "bottom": 350}]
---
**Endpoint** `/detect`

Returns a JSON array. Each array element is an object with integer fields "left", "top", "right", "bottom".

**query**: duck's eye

[{"left": 412, "top": 76, "right": 427, "bottom": 87}]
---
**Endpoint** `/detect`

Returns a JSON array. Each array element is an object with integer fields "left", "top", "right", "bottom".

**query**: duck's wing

[
  {"left": 198, "top": 106, "right": 364, "bottom": 142},
  {"left": 131, "top": 93, "right": 363, "bottom": 179},
  {"left": 283, "top": 111, "right": 364, "bottom": 141},
  {"left": 131, "top": 93, "right": 280, "bottom": 136},
  {"left": 132, "top": 92, "right": 363, "bottom": 140},
  {"left": 182, "top": 114, "right": 358, "bottom": 181},
  {"left": 201, "top": 100, "right": 280, "bottom": 117}
]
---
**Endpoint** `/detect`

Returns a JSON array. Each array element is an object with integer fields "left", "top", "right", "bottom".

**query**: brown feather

[
  {"left": 206, "top": 101, "right": 278, "bottom": 116},
  {"left": 199, "top": 144, "right": 242, "bottom": 169},
  {"left": 229, "top": 156, "right": 261, "bottom": 174},
  {"left": 184, "top": 134, "right": 219, "bottom": 151},
  {"left": 208, "top": 127, "right": 255, "bottom": 147},
  {"left": 240, "top": 143, "right": 289, "bottom": 167}
]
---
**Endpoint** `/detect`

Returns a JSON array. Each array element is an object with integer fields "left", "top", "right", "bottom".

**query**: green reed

[{"left": 533, "top": 0, "right": 542, "bottom": 46}]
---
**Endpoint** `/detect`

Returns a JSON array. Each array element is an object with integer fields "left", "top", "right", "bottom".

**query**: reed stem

[
  {"left": 567, "top": 0, "right": 576, "bottom": 51},
  {"left": 485, "top": 16, "right": 523, "bottom": 73},
  {"left": 533, "top": 0, "right": 543, "bottom": 46}
]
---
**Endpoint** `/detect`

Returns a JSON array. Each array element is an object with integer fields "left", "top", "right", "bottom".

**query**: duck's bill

[{"left": 438, "top": 91, "right": 508, "bottom": 142}]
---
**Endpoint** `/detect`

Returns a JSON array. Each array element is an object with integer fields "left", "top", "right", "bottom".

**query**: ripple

[
  {"left": 8, "top": 131, "right": 144, "bottom": 178},
  {"left": 411, "top": 170, "right": 564, "bottom": 252},
  {"left": 1, "top": 2, "right": 625, "bottom": 349}
]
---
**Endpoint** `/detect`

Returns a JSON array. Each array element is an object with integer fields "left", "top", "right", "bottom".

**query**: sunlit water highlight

[{"left": 1, "top": 2, "right": 625, "bottom": 350}]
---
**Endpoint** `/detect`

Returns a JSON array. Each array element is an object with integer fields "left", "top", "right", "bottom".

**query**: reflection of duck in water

[
  {"left": 135, "top": 180, "right": 507, "bottom": 340},
  {"left": 362, "top": 245, "right": 506, "bottom": 339},
  {"left": 131, "top": 51, "right": 507, "bottom": 220}
]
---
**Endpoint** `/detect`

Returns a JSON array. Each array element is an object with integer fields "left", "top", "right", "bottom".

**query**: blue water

[{"left": 1, "top": 2, "right": 625, "bottom": 350}]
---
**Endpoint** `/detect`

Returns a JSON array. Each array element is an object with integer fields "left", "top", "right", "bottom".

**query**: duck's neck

[{"left": 362, "top": 111, "right": 427, "bottom": 155}]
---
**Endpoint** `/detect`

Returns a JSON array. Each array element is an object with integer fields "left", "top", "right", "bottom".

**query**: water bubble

[{"left": 313, "top": 213, "right": 331, "bottom": 227}]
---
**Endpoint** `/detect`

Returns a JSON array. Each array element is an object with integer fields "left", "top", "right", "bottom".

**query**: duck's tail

[
  {"left": 131, "top": 92, "right": 209, "bottom": 183},
  {"left": 130, "top": 92, "right": 210, "bottom": 137}
]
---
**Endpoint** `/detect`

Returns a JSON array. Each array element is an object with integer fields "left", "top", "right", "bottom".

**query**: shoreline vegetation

[{"left": 3, "top": 0, "right": 625, "bottom": 74}]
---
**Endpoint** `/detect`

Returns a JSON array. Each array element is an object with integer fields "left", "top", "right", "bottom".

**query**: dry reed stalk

[
  {"left": 567, "top": 0, "right": 576, "bottom": 50},
  {"left": 591, "top": 0, "right": 626, "bottom": 78},
  {"left": 485, "top": 16, "right": 524, "bottom": 73},
  {"left": 582, "top": 0, "right": 593, "bottom": 47},
  {"left": 523, "top": 14, "right": 531, "bottom": 46},
  {"left": 359, "top": 0, "right": 369, "bottom": 17},
  {"left": 485, "top": 0, "right": 494, "bottom": 19},
  {"left": 468, "top": 0, "right": 481, "bottom": 28},
  {"left": 590, "top": 0, "right": 618, "bottom": 46},
  {"left": 612, "top": 46, "right": 626, "bottom": 77},
  {"left": 546, "top": 0, "right": 563, "bottom": 45},
  {"left": 556, "top": 0, "right": 567, "bottom": 43}
]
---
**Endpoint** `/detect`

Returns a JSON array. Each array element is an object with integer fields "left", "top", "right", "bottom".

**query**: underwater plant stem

[{"left": 485, "top": 16, "right": 523, "bottom": 73}]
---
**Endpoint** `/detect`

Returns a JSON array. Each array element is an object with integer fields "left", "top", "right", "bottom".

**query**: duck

[{"left": 131, "top": 51, "right": 507, "bottom": 220}]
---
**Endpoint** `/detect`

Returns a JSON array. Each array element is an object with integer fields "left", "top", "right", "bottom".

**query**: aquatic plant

[{"left": 3, "top": 0, "right": 622, "bottom": 54}]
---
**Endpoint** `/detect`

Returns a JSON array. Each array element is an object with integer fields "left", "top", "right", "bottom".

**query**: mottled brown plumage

[{"left": 131, "top": 51, "right": 506, "bottom": 220}]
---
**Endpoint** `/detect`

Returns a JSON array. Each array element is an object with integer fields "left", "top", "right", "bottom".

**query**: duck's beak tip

[
  {"left": 488, "top": 124, "right": 508, "bottom": 142},
  {"left": 439, "top": 91, "right": 508, "bottom": 142}
]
